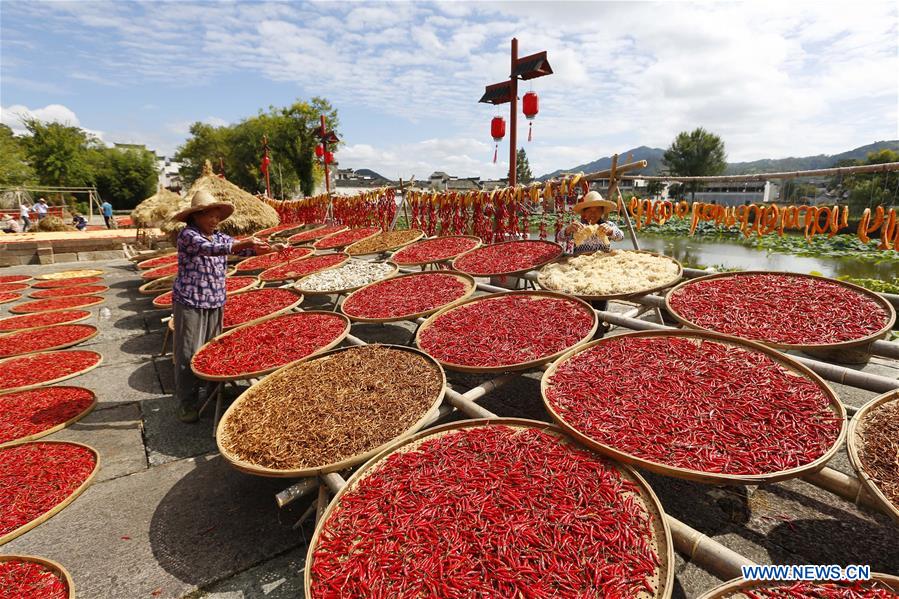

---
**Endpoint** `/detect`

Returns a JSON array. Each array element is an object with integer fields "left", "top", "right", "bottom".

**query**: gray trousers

[{"left": 173, "top": 302, "right": 223, "bottom": 407}]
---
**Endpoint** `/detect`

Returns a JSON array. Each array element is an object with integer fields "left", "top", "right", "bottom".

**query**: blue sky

[{"left": 2, "top": 1, "right": 897, "bottom": 180}]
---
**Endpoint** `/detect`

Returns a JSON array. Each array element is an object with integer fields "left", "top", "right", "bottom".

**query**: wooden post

[{"left": 509, "top": 38, "right": 519, "bottom": 188}]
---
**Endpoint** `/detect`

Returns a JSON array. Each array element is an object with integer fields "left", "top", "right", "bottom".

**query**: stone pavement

[{"left": 0, "top": 258, "right": 896, "bottom": 598}]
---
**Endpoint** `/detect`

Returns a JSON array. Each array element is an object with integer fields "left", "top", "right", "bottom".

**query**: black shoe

[{"left": 178, "top": 403, "right": 199, "bottom": 424}]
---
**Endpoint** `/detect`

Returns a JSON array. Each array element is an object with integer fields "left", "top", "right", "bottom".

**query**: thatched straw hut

[
  {"left": 162, "top": 161, "right": 279, "bottom": 236},
  {"left": 35, "top": 216, "right": 76, "bottom": 232},
  {"left": 131, "top": 187, "right": 187, "bottom": 229}
]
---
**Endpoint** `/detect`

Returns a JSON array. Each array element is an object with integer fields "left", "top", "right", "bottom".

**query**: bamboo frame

[
  {"left": 287, "top": 225, "right": 345, "bottom": 245},
  {"left": 664, "top": 271, "right": 896, "bottom": 351},
  {"left": 0, "top": 309, "right": 93, "bottom": 332},
  {"left": 536, "top": 250, "right": 683, "bottom": 301},
  {"left": 0, "top": 387, "right": 97, "bottom": 448},
  {"left": 295, "top": 262, "right": 399, "bottom": 297},
  {"left": 136, "top": 253, "right": 177, "bottom": 270},
  {"left": 345, "top": 229, "right": 424, "bottom": 257},
  {"left": 191, "top": 311, "right": 351, "bottom": 382},
  {"left": 541, "top": 329, "right": 847, "bottom": 485},
  {"left": 415, "top": 290, "right": 599, "bottom": 373},
  {"left": 451, "top": 239, "right": 563, "bottom": 277},
  {"left": 390, "top": 235, "right": 482, "bottom": 267},
  {"left": 28, "top": 285, "right": 110, "bottom": 299},
  {"left": 620, "top": 160, "right": 899, "bottom": 183},
  {"left": 696, "top": 573, "right": 899, "bottom": 599},
  {"left": 303, "top": 418, "right": 675, "bottom": 599},
  {"left": 216, "top": 344, "right": 447, "bottom": 478},
  {"left": 36, "top": 269, "right": 104, "bottom": 281},
  {"left": 9, "top": 295, "right": 106, "bottom": 314},
  {"left": 0, "top": 440, "right": 100, "bottom": 546},
  {"left": 340, "top": 271, "right": 476, "bottom": 323},
  {"left": 0, "top": 350, "right": 103, "bottom": 394},
  {"left": 0, "top": 324, "right": 99, "bottom": 358},
  {"left": 233, "top": 247, "right": 314, "bottom": 273},
  {"left": 312, "top": 227, "right": 381, "bottom": 251},
  {"left": 846, "top": 390, "right": 899, "bottom": 524},
  {"left": 0, "top": 554, "right": 76, "bottom": 597},
  {"left": 258, "top": 253, "right": 349, "bottom": 284}
]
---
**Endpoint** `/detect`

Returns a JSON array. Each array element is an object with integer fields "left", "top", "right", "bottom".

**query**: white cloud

[
  {"left": 1, "top": 103, "right": 81, "bottom": 133},
  {"left": 340, "top": 138, "right": 510, "bottom": 181}
]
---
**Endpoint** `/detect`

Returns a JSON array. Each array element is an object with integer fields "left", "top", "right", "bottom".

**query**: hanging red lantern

[
  {"left": 490, "top": 116, "right": 505, "bottom": 164},
  {"left": 523, "top": 91, "right": 539, "bottom": 142},
  {"left": 324, "top": 151, "right": 335, "bottom": 165},
  {"left": 315, "top": 144, "right": 324, "bottom": 158}
]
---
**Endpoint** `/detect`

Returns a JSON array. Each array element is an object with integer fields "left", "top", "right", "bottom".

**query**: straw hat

[
  {"left": 172, "top": 190, "right": 235, "bottom": 222},
  {"left": 573, "top": 191, "right": 617, "bottom": 214}
]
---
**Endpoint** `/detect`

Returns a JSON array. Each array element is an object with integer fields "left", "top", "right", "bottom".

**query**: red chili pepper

[
  {"left": 221, "top": 289, "right": 300, "bottom": 329},
  {"left": 0, "top": 292, "right": 20, "bottom": 304},
  {"left": 30, "top": 285, "right": 107, "bottom": 299},
  {"left": 742, "top": 580, "right": 898, "bottom": 598},
  {"left": 258, "top": 254, "right": 347, "bottom": 283},
  {"left": 287, "top": 226, "right": 345, "bottom": 245},
  {"left": 0, "top": 283, "right": 29, "bottom": 293},
  {"left": 153, "top": 276, "right": 257, "bottom": 308},
  {"left": 313, "top": 227, "right": 381, "bottom": 251},
  {"left": 453, "top": 240, "right": 561, "bottom": 276},
  {"left": 140, "top": 262, "right": 179, "bottom": 280},
  {"left": 0, "top": 351, "right": 101, "bottom": 391},
  {"left": 0, "top": 275, "right": 30, "bottom": 284},
  {"left": 0, "top": 310, "right": 91, "bottom": 332},
  {"left": 10, "top": 296, "right": 104, "bottom": 314},
  {"left": 138, "top": 254, "right": 179, "bottom": 270},
  {"left": 0, "top": 558, "right": 69, "bottom": 599},
  {"left": 391, "top": 237, "right": 480, "bottom": 265},
  {"left": 235, "top": 247, "right": 313, "bottom": 272},
  {"left": 0, "top": 324, "right": 96, "bottom": 358},
  {"left": 31, "top": 276, "right": 104, "bottom": 289},
  {"left": 341, "top": 273, "right": 469, "bottom": 320},
  {"left": 0, "top": 386, "right": 94, "bottom": 445}
]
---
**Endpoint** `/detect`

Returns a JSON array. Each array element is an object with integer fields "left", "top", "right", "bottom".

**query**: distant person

[
  {"left": 72, "top": 214, "right": 88, "bottom": 231},
  {"left": 35, "top": 198, "right": 48, "bottom": 220},
  {"left": 558, "top": 191, "right": 624, "bottom": 255},
  {"left": 1, "top": 214, "right": 22, "bottom": 233},
  {"left": 18, "top": 201, "right": 31, "bottom": 231},
  {"left": 101, "top": 200, "right": 114, "bottom": 229}
]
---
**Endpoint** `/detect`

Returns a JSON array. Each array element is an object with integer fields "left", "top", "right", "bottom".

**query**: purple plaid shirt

[{"left": 172, "top": 225, "right": 251, "bottom": 309}]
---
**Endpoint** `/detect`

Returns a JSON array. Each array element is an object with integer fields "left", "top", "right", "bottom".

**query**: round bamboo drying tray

[
  {"left": 36, "top": 269, "right": 104, "bottom": 281},
  {"left": 345, "top": 229, "right": 424, "bottom": 257},
  {"left": 191, "top": 311, "right": 351, "bottom": 382},
  {"left": 0, "top": 440, "right": 100, "bottom": 546},
  {"left": 0, "top": 275, "right": 33, "bottom": 283},
  {"left": 140, "top": 264, "right": 179, "bottom": 281},
  {"left": 451, "top": 239, "right": 563, "bottom": 277},
  {"left": 287, "top": 225, "right": 345, "bottom": 245},
  {"left": 0, "top": 386, "right": 97, "bottom": 448},
  {"left": 0, "top": 293, "right": 20, "bottom": 305},
  {"left": 222, "top": 288, "right": 304, "bottom": 331},
  {"left": 234, "top": 246, "right": 314, "bottom": 273},
  {"left": 151, "top": 276, "right": 260, "bottom": 309},
  {"left": 340, "top": 271, "right": 476, "bottom": 323},
  {"left": 0, "top": 324, "right": 99, "bottom": 358},
  {"left": 28, "top": 285, "right": 110, "bottom": 299},
  {"left": 416, "top": 290, "right": 599, "bottom": 374},
  {"left": 0, "top": 283, "right": 29, "bottom": 293},
  {"left": 390, "top": 235, "right": 482, "bottom": 267},
  {"left": 136, "top": 253, "right": 177, "bottom": 270},
  {"left": 541, "top": 329, "right": 847, "bottom": 485},
  {"left": 0, "top": 350, "right": 103, "bottom": 394},
  {"left": 312, "top": 227, "right": 381, "bottom": 251},
  {"left": 696, "top": 573, "right": 899, "bottom": 599},
  {"left": 216, "top": 344, "right": 446, "bottom": 478},
  {"left": 303, "top": 418, "right": 674, "bottom": 599},
  {"left": 664, "top": 271, "right": 896, "bottom": 351},
  {"left": 847, "top": 389, "right": 899, "bottom": 524},
  {"left": 138, "top": 275, "right": 175, "bottom": 295},
  {"left": 0, "top": 554, "right": 75, "bottom": 598},
  {"left": 537, "top": 250, "right": 683, "bottom": 300},
  {"left": 267, "top": 224, "right": 313, "bottom": 242},
  {"left": 0, "top": 309, "right": 93, "bottom": 332},
  {"left": 9, "top": 295, "right": 105, "bottom": 314},
  {"left": 258, "top": 253, "right": 349, "bottom": 284},
  {"left": 294, "top": 261, "right": 399, "bottom": 297}
]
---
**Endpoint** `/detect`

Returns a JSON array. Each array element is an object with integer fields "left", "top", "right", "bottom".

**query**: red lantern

[
  {"left": 315, "top": 144, "right": 324, "bottom": 158},
  {"left": 324, "top": 151, "right": 334, "bottom": 165},
  {"left": 523, "top": 91, "right": 539, "bottom": 142},
  {"left": 490, "top": 116, "right": 505, "bottom": 164}
]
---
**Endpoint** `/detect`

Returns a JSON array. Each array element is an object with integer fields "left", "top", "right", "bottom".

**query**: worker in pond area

[{"left": 169, "top": 189, "right": 282, "bottom": 424}]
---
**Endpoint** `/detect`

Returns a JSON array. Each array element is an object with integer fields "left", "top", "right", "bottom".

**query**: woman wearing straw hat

[
  {"left": 170, "top": 189, "right": 277, "bottom": 423},
  {"left": 558, "top": 191, "right": 624, "bottom": 255}
]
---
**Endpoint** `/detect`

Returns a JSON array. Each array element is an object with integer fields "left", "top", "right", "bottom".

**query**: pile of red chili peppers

[
  {"left": 31, "top": 276, "right": 103, "bottom": 289},
  {"left": 0, "top": 386, "right": 94, "bottom": 445},
  {"left": 545, "top": 335, "right": 842, "bottom": 475},
  {"left": 30, "top": 285, "right": 107, "bottom": 299},
  {"left": 193, "top": 312, "right": 347, "bottom": 378},
  {"left": 452, "top": 240, "right": 562, "bottom": 275},
  {"left": 668, "top": 274, "right": 890, "bottom": 345},
  {"left": 0, "top": 292, "right": 19, "bottom": 304},
  {"left": 0, "top": 310, "right": 91, "bottom": 332},
  {"left": 0, "top": 282, "right": 28, "bottom": 293},
  {"left": 288, "top": 225, "right": 345, "bottom": 245},
  {"left": 0, "top": 441, "right": 96, "bottom": 539},
  {"left": 222, "top": 289, "right": 300, "bottom": 329},
  {"left": 255, "top": 223, "right": 300, "bottom": 239},
  {"left": 0, "top": 275, "right": 30, "bottom": 284},
  {"left": 12, "top": 296, "right": 103, "bottom": 314},
  {"left": 153, "top": 276, "right": 256, "bottom": 308},
  {"left": 138, "top": 254, "right": 179, "bottom": 270},
  {"left": 391, "top": 236, "right": 480, "bottom": 265},
  {"left": 0, "top": 324, "right": 95, "bottom": 358},
  {"left": 341, "top": 273, "right": 469, "bottom": 319},
  {"left": 0, "top": 351, "right": 101, "bottom": 392},
  {"left": 419, "top": 294, "right": 595, "bottom": 368},
  {"left": 313, "top": 227, "right": 381, "bottom": 250},
  {"left": 140, "top": 263, "right": 179, "bottom": 280},
  {"left": 0, "top": 558, "right": 69, "bottom": 599},
  {"left": 259, "top": 253, "right": 347, "bottom": 282},
  {"left": 739, "top": 580, "right": 899, "bottom": 598},
  {"left": 235, "top": 247, "right": 313, "bottom": 272},
  {"left": 311, "top": 425, "right": 660, "bottom": 598}
]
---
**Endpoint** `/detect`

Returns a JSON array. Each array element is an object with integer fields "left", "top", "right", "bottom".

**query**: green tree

[
  {"left": 0, "top": 124, "right": 35, "bottom": 185},
  {"left": 834, "top": 150, "right": 899, "bottom": 212},
  {"left": 21, "top": 118, "right": 97, "bottom": 193},
  {"left": 662, "top": 127, "right": 727, "bottom": 201},
  {"left": 516, "top": 147, "right": 533, "bottom": 184},
  {"left": 89, "top": 148, "right": 158, "bottom": 209}
]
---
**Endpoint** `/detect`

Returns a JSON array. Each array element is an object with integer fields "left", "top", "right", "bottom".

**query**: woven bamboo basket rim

[
  {"left": 29, "top": 285, "right": 110, "bottom": 299},
  {"left": 294, "top": 261, "right": 399, "bottom": 296},
  {"left": 258, "top": 253, "right": 349, "bottom": 283},
  {"left": 140, "top": 264, "right": 179, "bottom": 280},
  {"left": 151, "top": 276, "right": 260, "bottom": 309},
  {"left": 541, "top": 329, "right": 847, "bottom": 485},
  {"left": 345, "top": 229, "right": 424, "bottom": 257},
  {"left": 36, "top": 269, "right": 104, "bottom": 281},
  {"left": 0, "top": 309, "right": 93, "bottom": 332},
  {"left": 0, "top": 293, "right": 20, "bottom": 305},
  {"left": 0, "top": 439, "right": 100, "bottom": 546},
  {"left": 846, "top": 389, "right": 899, "bottom": 524},
  {"left": 415, "top": 290, "right": 599, "bottom": 374},
  {"left": 451, "top": 239, "right": 563, "bottom": 277},
  {"left": 0, "top": 386, "right": 97, "bottom": 448},
  {"left": 664, "top": 270, "right": 897, "bottom": 351},
  {"left": 0, "top": 554, "right": 76, "bottom": 597},
  {"left": 138, "top": 275, "right": 175, "bottom": 295},
  {"left": 0, "top": 350, "right": 103, "bottom": 394},
  {"left": 0, "top": 275, "right": 33, "bottom": 283},
  {"left": 234, "top": 246, "right": 315, "bottom": 273},
  {"left": 267, "top": 223, "right": 315, "bottom": 242},
  {"left": 340, "top": 270, "right": 476, "bottom": 323},
  {"left": 192, "top": 310, "right": 351, "bottom": 382},
  {"left": 216, "top": 344, "right": 447, "bottom": 478},
  {"left": 219, "top": 287, "right": 304, "bottom": 331},
  {"left": 390, "top": 234, "right": 483, "bottom": 266},
  {"left": 0, "top": 324, "right": 99, "bottom": 358},
  {"left": 537, "top": 250, "right": 684, "bottom": 300},
  {"left": 0, "top": 282, "right": 30, "bottom": 293},
  {"left": 287, "top": 225, "right": 344, "bottom": 245},
  {"left": 312, "top": 227, "right": 382, "bottom": 251},
  {"left": 695, "top": 573, "right": 899, "bottom": 599},
  {"left": 10, "top": 295, "right": 106, "bottom": 315},
  {"left": 303, "top": 418, "right": 675, "bottom": 599},
  {"left": 136, "top": 252, "right": 177, "bottom": 270}
]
